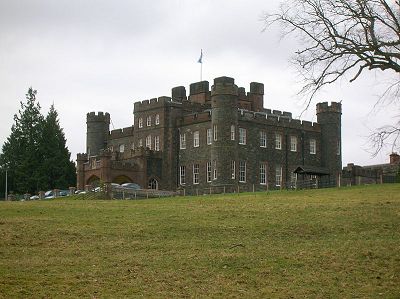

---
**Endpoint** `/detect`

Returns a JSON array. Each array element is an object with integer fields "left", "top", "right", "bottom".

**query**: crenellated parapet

[
  {"left": 77, "top": 153, "right": 88, "bottom": 162},
  {"left": 241, "top": 110, "right": 320, "bottom": 131},
  {"left": 110, "top": 126, "right": 135, "bottom": 139},
  {"left": 134, "top": 96, "right": 174, "bottom": 112},
  {"left": 87, "top": 111, "right": 110, "bottom": 123},
  {"left": 211, "top": 76, "right": 238, "bottom": 96},
  {"left": 316, "top": 101, "right": 342, "bottom": 114}
]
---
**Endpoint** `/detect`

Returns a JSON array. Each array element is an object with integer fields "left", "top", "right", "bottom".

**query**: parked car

[
  {"left": 59, "top": 190, "right": 69, "bottom": 197},
  {"left": 121, "top": 183, "right": 141, "bottom": 190},
  {"left": 30, "top": 195, "right": 39, "bottom": 200}
]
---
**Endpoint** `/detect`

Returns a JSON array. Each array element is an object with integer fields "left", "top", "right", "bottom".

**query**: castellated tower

[
  {"left": 211, "top": 76, "right": 239, "bottom": 187},
  {"left": 86, "top": 112, "right": 110, "bottom": 156},
  {"left": 316, "top": 102, "right": 342, "bottom": 182}
]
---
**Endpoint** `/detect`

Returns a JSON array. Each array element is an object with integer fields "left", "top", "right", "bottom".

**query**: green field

[{"left": 0, "top": 185, "right": 399, "bottom": 298}]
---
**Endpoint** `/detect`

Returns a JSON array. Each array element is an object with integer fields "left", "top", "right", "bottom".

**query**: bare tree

[{"left": 263, "top": 0, "right": 400, "bottom": 154}]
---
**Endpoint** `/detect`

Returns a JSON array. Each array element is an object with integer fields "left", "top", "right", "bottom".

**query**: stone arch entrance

[{"left": 87, "top": 175, "right": 100, "bottom": 187}]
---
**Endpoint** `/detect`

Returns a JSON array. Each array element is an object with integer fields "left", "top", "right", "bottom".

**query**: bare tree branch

[{"left": 262, "top": 0, "right": 400, "bottom": 154}]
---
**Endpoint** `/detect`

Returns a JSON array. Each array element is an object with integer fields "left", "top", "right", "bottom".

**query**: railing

[{"left": 73, "top": 186, "right": 178, "bottom": 200}]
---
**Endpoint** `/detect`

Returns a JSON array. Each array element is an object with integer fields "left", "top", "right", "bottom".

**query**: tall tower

[
  {"left": 210, "top": 76, "right": 239, "bottom": 188},
  {"left": 316, "top": 102, "right": 342, "bottom": 184},
  {"left": 86, "top": 112, "right": 110, "bottom": 156}
]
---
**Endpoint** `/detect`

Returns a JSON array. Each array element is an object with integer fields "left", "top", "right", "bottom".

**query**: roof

[{"left": 293, "top": 166, "right": 330, "bottom": 175}]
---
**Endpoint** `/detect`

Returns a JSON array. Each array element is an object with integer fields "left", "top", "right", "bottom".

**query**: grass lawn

[{"left": 0, "top": 184, "right": 399, "bottom": 298}]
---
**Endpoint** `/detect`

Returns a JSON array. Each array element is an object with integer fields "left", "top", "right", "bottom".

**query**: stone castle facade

[{"left": 76, "top": 76, "right": 342, "bottom": 194}]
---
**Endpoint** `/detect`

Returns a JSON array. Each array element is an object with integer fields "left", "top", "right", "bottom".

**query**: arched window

[{"left": 148, "top": 178, "right": 158, "bottom": 190}]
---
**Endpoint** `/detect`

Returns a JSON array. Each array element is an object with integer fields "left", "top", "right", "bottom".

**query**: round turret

[
  {"left": 316, "top": 102, "right": 342, "bottom": 183},
  {"left": 210, "top": 76, "right": 239, "bottom": 187},
  {"left": 86, "top": 112, "right": 110, "bottom": 156}
]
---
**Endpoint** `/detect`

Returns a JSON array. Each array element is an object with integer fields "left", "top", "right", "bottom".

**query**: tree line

[{"left": 0, "top": 88, "right": 76, "bottom": 196}]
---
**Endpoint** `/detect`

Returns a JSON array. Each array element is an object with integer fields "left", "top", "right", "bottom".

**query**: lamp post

[{"left": 5, "top": 168, "right": 7, "bottom": 200}]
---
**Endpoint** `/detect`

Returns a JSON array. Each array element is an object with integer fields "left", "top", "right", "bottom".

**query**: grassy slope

[{"left": 0, "top": 185, "right": 399, "bottom": 298}]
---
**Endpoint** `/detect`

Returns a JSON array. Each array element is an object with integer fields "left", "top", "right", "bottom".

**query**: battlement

[
  {"left": 241, "top": 110, "right": 320, "bottom": 131},
  {"left": 87, "top": 111, "right": 110, "bottom": 123},
  {"left": 132, "top": 77, "right": 265, "bottom": 113},
  {"left": 134, "top": 96, "right": 174, "bottom": 112},
  {"left": 77, "top": 153, "right": 88, "bottom": 161},
  {"left": 316, "top": 101, "right": 342, "bottom": 114},
  {"left": 211, "top": 76, "right": 238, "bottom": 96},
  {"left": 109, "top": 126, "right": 134, "bottom": 139}
]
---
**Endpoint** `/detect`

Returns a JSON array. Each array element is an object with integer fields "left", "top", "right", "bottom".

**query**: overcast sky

[{"left": 0, "top": 0, "right": 398, "bottom": 166}]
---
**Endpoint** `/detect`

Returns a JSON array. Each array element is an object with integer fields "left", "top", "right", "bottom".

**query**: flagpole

[
  {"left": 200, "top": 60, "right": 202, "bottom": 81},
  {"left": 198, "top": 49, "right": 203, "bottom": 81}
]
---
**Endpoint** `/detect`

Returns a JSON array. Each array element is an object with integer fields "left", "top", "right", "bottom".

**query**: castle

[{"left": 77, "top": 76, "right": 342, "bottom": 194}]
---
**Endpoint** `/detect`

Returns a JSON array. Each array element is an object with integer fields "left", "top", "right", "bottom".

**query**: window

[
  {"left": 230, "top": 125, "right": 235, "bottom": 141},
  {"left": 231, "top": 160, "right": 236, "bottom": 179},
  {"left": 310, "top": 138, "right": 316, "bottom": 154},
  {"left": 275, "top": 165, "right": 282, "bottom": 187},
  {"left": 337, "top": 140, "right": 341, "bottom": 155},
  {"left": 138, "top": 139, "right": 143, "bottom": 147},
  {"left": 180, "top": 133, "right": 186, "bottom": 149},
  {"left": 239, "top": 128, "right": 246, "bottom": 145},
  {"left": 207, "top": 161, "right": 212, "bottom": 182},
  {"left": 275, "top": 133, "right": 282, "bottom": 150},
  {"left": 146, "top": 116, "right": 151, "bottom": 127},
  {"left": 213, "top": 125, "right": 218, "bottom": 141},
  {"left": 130, "top": 142, "right": 135, "bottom": 150},
  {"left": 260, "top": 162, "right": 267, "bottom": 185},
  {"left": 148, "top": 178, "right": 158, "bottom": 190},
  {"left": 179, "top": 166, "right": 186, "bottom": 185},
  {"left": 239, "top": 161, "right": 246, "bottom": 182},
  {"left": 138, "top": 117, "right": 143, "bottom": 128},
  {"left": 146, "top": 135, "right": 152, "bottom": 149},
  {"left": 290, "top": 136, "right": 297, "bottom": 152},
  {"left": 155, "top": 114, "right": 160, "bottom": 125},
  {"left": 193, "top": 164, "right": 199, "bottom": 184},
  {"left": 207, "top": 128, "right": 212, "bottom": 145},
  {"left": 154, "top": 136, "right": 160, "bottom": 151},
  {"left": 260, "top": 131, "right": 267, "bottom": 148},
  {"left": 213, "top": 160, "right": 217, "bottom": 180},
  {"left": 119, "top": 144, "right": 125, "bottom": 153},
  {"left": 193, "top": 131, "right": 199, "bottom": 148}
]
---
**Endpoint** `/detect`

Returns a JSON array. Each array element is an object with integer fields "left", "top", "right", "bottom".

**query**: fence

[{"left": 74, "top": 186, "right": 178, "bottom": 200}]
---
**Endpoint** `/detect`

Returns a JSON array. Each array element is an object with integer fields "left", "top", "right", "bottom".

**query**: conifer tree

[
  {"left": 38, "top": 104, "right": 76, "bottom": 190},
  {"left": 0, "top": 88, "right": 76, "bottom": 196},
  {"left": 0, "top": 88, "right": 44, "bottom": 194}
]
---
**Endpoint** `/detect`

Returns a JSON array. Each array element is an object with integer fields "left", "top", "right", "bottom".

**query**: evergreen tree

[
  {"left": 0, "top": 88, "right": 44, "bottom": 194},
  {"left": 38, "top": 104, "right": 76, "bottom": 190},
  {"left": 0, "top": 88, "right": 76, "bottom": 196}
]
